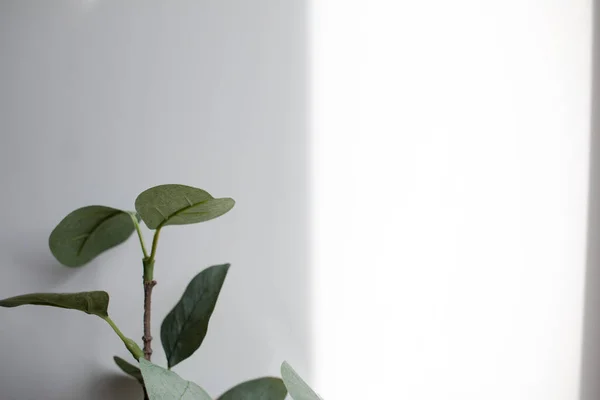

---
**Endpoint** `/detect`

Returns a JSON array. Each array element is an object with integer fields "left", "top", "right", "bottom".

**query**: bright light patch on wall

[{"left": 310, "top": 1, "right": 591, "bottom": 400}]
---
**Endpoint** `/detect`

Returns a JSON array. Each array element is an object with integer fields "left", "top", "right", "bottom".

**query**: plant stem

[
  {"left": 149, "top": 227, "right": 162, "bottom": 261},
  {"left": 142, "top": 279, "right": 157, "bottom": 360},
  {"left": 103, "top": 316, "right": 144, "bottom": 360},
  {"left": 130, "top": 213, "right": 149, "bottom": 259},
  {"left": 143, "top": 257, "right": 154, "bottom": 282},
  {"left": 142, "top": 258, "right": 156, "bottom": 361}
]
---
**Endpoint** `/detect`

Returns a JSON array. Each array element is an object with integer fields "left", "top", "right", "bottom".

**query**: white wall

[
  {"left": 0, "top": 1, "right": 308, "bottom": 399},
  {"left": 311, "top": 1, "right": 591, "bottom": 400}
]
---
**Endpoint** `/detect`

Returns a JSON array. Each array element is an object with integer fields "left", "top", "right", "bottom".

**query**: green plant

[{"left": 0, "top": 184, "right": 322, "bottom": 400}]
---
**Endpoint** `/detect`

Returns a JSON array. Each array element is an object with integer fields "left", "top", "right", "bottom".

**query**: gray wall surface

[
  {"left": 0, "top": 1, "right": 309, "bottom": 399},
  {"left": 581, "top": 0, "right": 600, "bottom": 399}
]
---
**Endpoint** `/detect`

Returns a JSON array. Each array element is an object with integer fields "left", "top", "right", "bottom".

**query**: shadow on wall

[
  {"left": 3, "top": 230, "right": 83, "bottom": 290},
  {"left": 581, "top": 2, "right": 600, "bottom": 399},
  {"left": 89, "top": 373, "right": 143, "bottom": 400}
]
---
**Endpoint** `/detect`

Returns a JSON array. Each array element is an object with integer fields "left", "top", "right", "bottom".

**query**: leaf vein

[
  {"left": 76, "top": 211, "right": 123, "bottom": 256},
  {"left": 179, "top": 381, "right": 190, "bottom": 399},
  {"left": 167, "top": 298, "right": 204, "bottom": 365},
  {"left": 158, "top": 199, "right": 212, "bottom": 229},
  {"left": 154, "top": 206, "right": 168, "bottom": 219}
]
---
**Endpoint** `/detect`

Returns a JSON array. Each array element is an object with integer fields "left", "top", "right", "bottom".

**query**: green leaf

[
  {"left": 0, "top": 291, "right": 143, "bottom": 360},
  {"left": 139, "top": 359, "right": 211, "bottom": 400},
  {"left": 135, "top": 184, "right": 235, "bottom": 230},
  {"left": 217, "top": 377, "right": 288, "bottom": 400},
  {"left": 49, "top": 205, "right": 138, "bottom": 267},
  {"left": 161, "top": 264, "right": 230, "bottom": 369},
  {"left": 0, "top": 291, "right": 109, "bottom": 318},
  {"left": 281, "top": 362, "right": 323, "bottom": 400},
  {"left": 114, "top": 356, "right": 144, "bottom": 384}
]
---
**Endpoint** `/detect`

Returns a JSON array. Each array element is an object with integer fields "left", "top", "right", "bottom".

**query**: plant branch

[
  {"left": 142, "top": 279, "right": 157, "bottom": 360},
  {"left": 142, "top": 229, "right": 161, "bottom": 363}
]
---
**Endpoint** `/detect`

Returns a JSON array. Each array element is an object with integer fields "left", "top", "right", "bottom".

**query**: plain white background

[
  {"left": 0, "top": 1, "right": 308, "bottom": 399},
  {"left": 311, "top": 1, "right": 592, "bottom": 400}
]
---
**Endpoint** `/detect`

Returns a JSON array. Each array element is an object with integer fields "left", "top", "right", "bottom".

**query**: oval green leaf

[
  {"left": 281, "top": 362, "right": 323, "bottom": 400},
  {"left": 0, "top": 291, "right": 109, "bottom": 318},
  {"left": 114, "top": 356, "right": 144, "bottom": 385},
  {"left": 135, "top": 184, "right": 235, "bottom": 230},
  {"left": 0, "top": 292, "right": 142, "bottom": 360},
  {"left": 49, "top": 205, "right": 138, "bottom": 267},
  {"left": 217, "top": 377, "right": 288, "bottom": 400},
  {"left": 161, "top": 264, "right": 230, "bottom": 369},
  {"left": 139, "top": 359, "right": 211, "bottom": 400}
]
